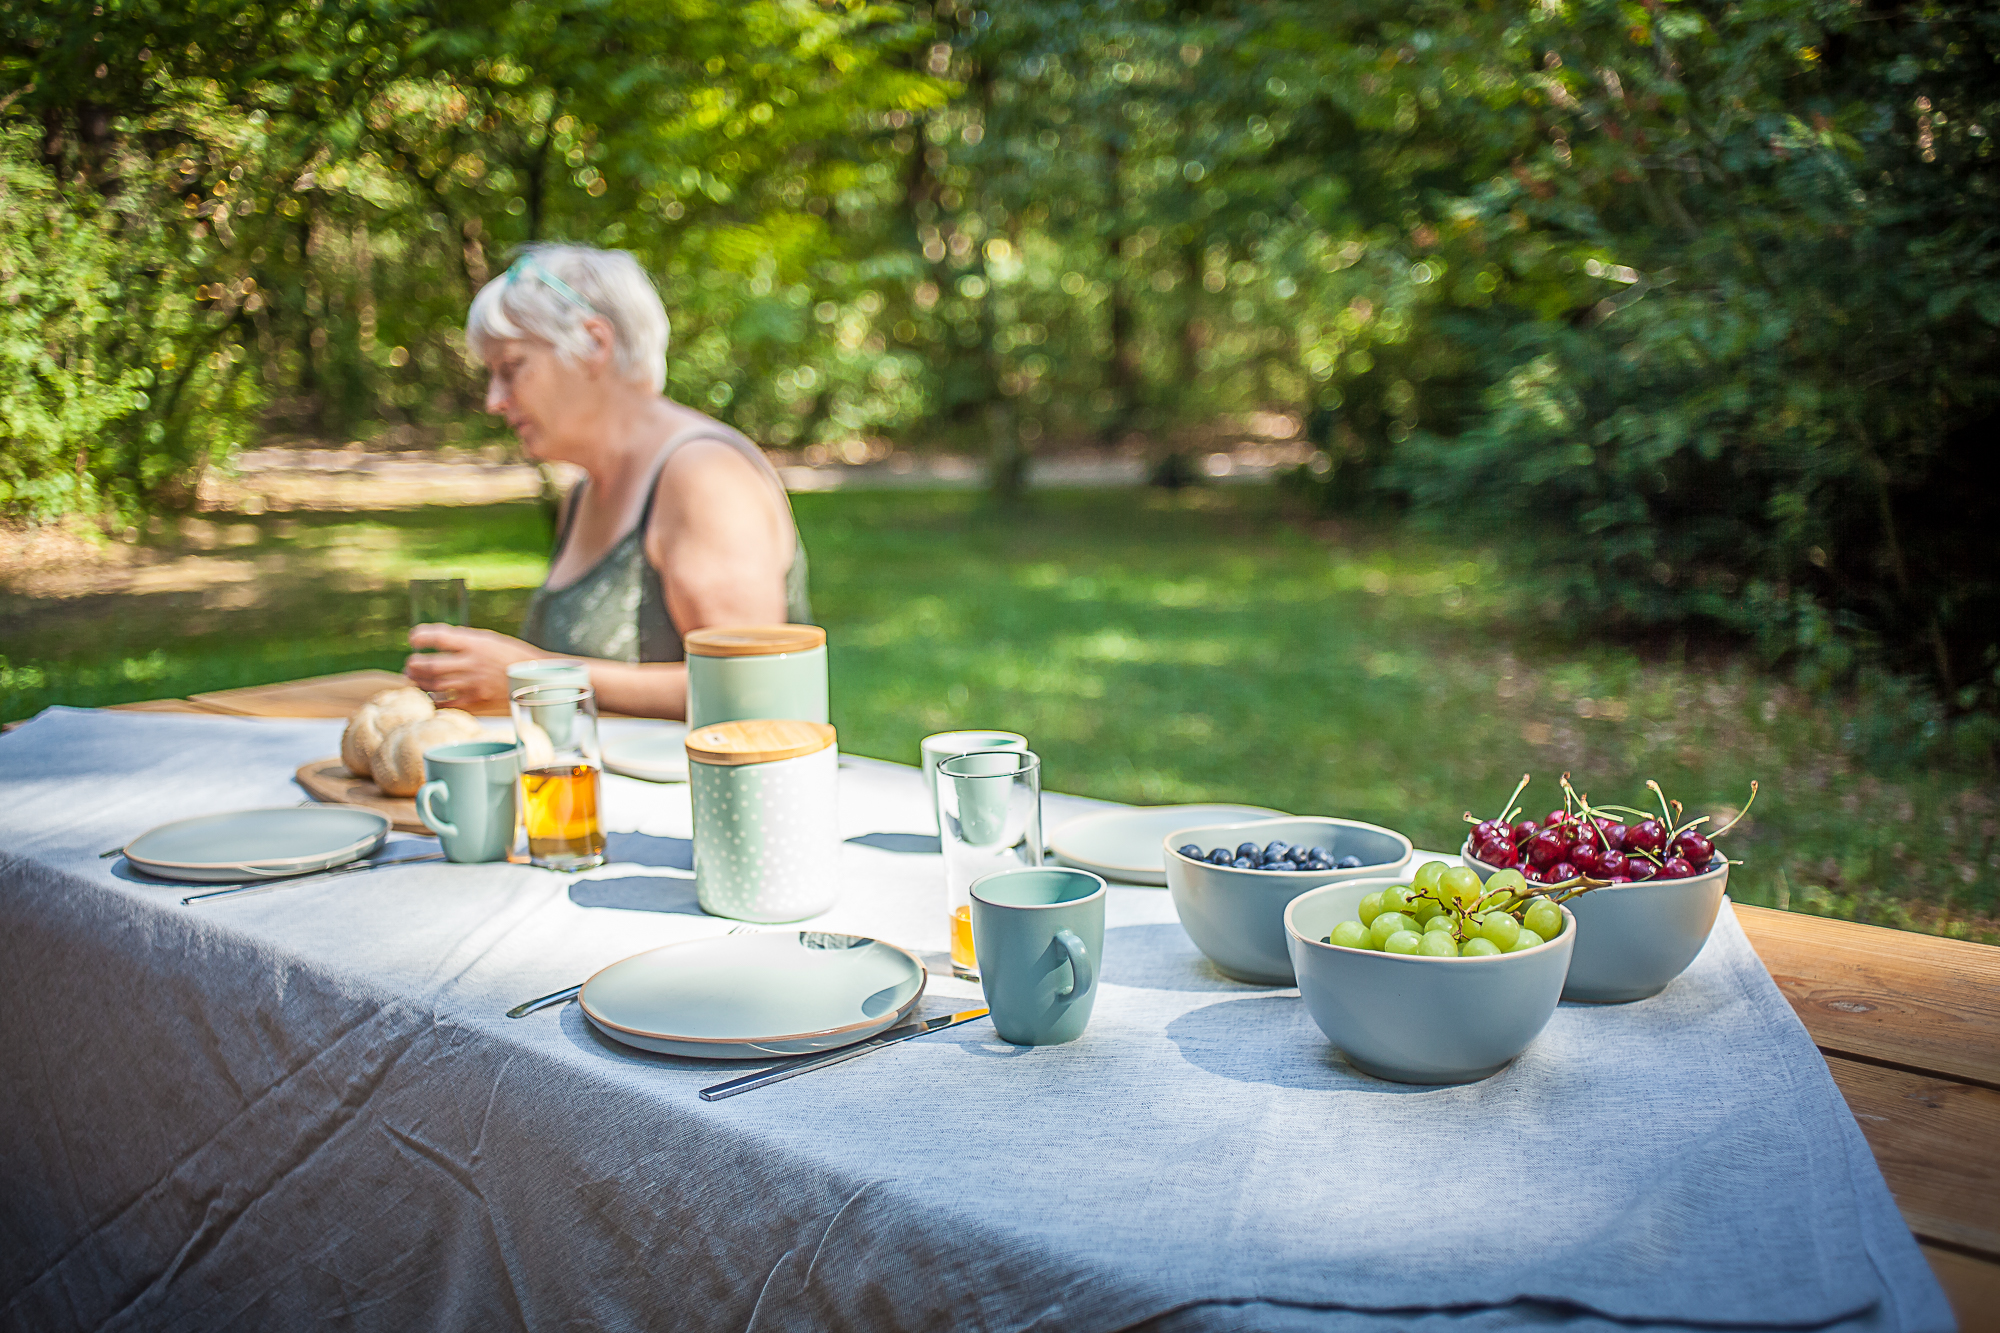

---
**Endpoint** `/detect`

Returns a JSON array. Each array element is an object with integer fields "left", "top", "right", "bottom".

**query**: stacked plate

[
  {"left": 122, "top": 807, "right": 391, "bottom": 883},
  {"left": 579, "top": 930, "right": 926, "bottom": 1059},
  {"left": 1049, "top": 803, "right": 1285, "bottom": 885}
]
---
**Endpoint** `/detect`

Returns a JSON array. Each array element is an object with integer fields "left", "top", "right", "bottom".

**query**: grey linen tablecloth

[{"left": 0, "top": 708, "right": 1951, "bottom": 1333}]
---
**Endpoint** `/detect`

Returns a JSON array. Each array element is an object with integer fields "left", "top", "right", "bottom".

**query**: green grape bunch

[{"left": 1322, "top": 860, "right": 1580, "bottom": 959}]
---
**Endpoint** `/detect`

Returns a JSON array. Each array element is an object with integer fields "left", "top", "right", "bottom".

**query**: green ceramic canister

[
  {"left": 687, "top": 719, "right": 840, "bottom": 923},
  {"left": 684, "top": 625, "right": 828, "bottom": 730}
]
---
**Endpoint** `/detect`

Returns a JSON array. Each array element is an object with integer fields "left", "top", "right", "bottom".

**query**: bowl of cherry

[
  {"left": 1460, "top": 808, "right": 1728, "bottom": 1004},
  {"left": 1163, "top": 817, "right": 1413, "bottom": 985}
]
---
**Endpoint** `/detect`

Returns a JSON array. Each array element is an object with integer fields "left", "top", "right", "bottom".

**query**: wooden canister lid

[
  {"left": 683, "top": 624, "right": 826, "bottom": 658},
  {"left": 685, "top": 719, "right": 836, "bottom": 766}
]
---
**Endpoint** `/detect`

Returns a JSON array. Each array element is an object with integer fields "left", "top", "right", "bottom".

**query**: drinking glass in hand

[
  {"left": 935, "top": 750, "right": 1042, "bottom": 981},
  {"left": 409, "top": 577, "right": 469, "bottom": 630},
  {"left": 510, "top": 683, "right": 606, "bottom": 872}
]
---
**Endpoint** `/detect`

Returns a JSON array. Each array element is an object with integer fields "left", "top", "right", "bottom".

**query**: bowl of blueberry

[
  {"left": 1459, "top": 774, "right": 1755, "bottom": 1003},
  {"left": 1163, "top": 817, "right": 1413, "bottom": 985}
]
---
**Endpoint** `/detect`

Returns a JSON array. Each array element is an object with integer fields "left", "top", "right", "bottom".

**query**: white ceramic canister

[
  {"left": 687, "top": 719, "right": 840, "bottom": 923},
  {"left": 683, "top": 625, "right": 828, "bottom": 730}
]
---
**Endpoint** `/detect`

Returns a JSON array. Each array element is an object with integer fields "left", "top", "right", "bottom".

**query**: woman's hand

[{"left": 404, "top": 625, "right": 544, "bottom": 711}]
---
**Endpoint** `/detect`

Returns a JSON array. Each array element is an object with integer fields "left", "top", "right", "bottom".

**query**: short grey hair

[{"left": 466, "top": 244, "right": 670, "bottom": 393}]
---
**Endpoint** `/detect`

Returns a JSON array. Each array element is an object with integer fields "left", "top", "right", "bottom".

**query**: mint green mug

[
  {"left": 970, "top": 867, "right": 1106, "bottom": 1046},
  {"left": 416, "top": 740, "right": 520, "bottom": 863}
]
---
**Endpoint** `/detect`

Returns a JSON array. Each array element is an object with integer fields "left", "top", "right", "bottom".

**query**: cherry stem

[
  {"left": 1709, "top": 780, "right": 1760, "bottom": 838},
  {"left": 1493, "top": 773, "right": 1531, "bottom": 827},
  {"left": 1646, "top": 780, "right": 1678, "bottom": 836}
]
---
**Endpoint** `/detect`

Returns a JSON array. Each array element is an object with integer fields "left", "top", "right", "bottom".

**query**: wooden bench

[{"left": 80, "top": 672, "right": 2000, "bottom": 1328}]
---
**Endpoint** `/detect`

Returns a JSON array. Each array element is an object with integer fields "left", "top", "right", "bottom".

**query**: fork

[{"left": 505, "top": 923, "right": 761, "bottom": 1019}]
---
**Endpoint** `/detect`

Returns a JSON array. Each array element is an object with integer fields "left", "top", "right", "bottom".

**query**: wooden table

[{"left": 83, "top": 672, "right": 2000, "bottom": 1328}]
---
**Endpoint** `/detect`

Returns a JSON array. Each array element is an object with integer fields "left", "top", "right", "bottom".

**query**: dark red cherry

[
  {"left": 1607, "top": 874, "right": 1632, "bottom": 883},
  {"left": 1522, "top": 865, "right": 1548, "bottom": 884},
  {"left": 1569, "top": 843, "right": 1602, "bottom": 874},
  {"left": 1512, "top": 820, "right": 1540, "bottom": 844},
  {"left": 1659, "top": 856, "right": 1695, "bottom": 879},
  {"left": 1477, "top": 838, "right": 1519, "bottom": 868},
  {"left": 1545, "top": 809, "right": 1570, "bottom": 827},
  {"left": 1625, "top": 859, "right": 1657, "bottom": 881},
  {"left": 1597, "top": 849, "right": 1628, "bottom": 878},
  {"left": 1672, "top": 831, "right": 1715, "bottom": 865},
  {"left": 1627, "top": 819, "right": 1667, "bottom": 856},
  {"left": 1599, "top": 822, "right": 1628, "bottom": 850},
  {"left": 1549, "top": 861, "right": 1579, "bottom": 883},
  {"left": 1474, "top": 819, "right": 1506, "bottom": 842},
  {"left": 1527, "top": 829, "right": 1569, "bottom": 867}
]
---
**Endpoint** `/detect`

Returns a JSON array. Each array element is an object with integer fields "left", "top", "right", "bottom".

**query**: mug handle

[
  {"left": 416, "top": 781, "right": 458, "bottom": 839},
  {"left": 1054, "top": 928, "right": 1093, "bottom": 1001}
]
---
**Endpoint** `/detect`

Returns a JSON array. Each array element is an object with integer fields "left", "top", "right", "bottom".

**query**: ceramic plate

[
  {"left": 1050, "top": 803, "right": 1288, "bottom": 885},
  {"left": 580, "top": 930, "right": 927, "bottom": 1059},
  {"left": 124, "top": 806, "right": 390, "bottom": 883},
  {"left": 603, "top": 724, "right": 691, "bottom": 783}
]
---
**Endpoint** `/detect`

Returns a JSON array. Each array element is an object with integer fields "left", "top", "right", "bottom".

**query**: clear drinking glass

[
  {"left": 510, "top": 683, "right": 606, "bottom": 872},
  {"left": 936, "top": 750, "right": 1042, "bottom": 981},
  {"left": 409, "top": 577, "right": 469, "bottom": 629}
]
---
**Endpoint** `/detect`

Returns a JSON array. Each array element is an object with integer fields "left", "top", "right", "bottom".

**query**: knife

[
  {"left": 178, "top": 853, "right": 444, "bottom": 906},
  {"left": 699, "top": 1006, "right": 990, "bottom": 1102}
]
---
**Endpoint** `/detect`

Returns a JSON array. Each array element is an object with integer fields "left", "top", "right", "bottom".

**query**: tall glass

[
  {"left": 510, "top": 683, "right": 606, "bottom": 871},
  {"left": 936, "top": 750, "right": 1042, "bottom": 981},
  {"left": 410, "top": 577, "right": 470, "bottom": 702},
  {"left": 409, "top": 577, "right": 469, "bottom": 629}
]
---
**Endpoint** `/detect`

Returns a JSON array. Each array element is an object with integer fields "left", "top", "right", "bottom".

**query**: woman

[{"left": 404, "top": 245, "right": 810, "bottom": 718}]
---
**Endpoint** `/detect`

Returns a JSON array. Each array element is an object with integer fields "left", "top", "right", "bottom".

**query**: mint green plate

[
  {"left": 602, "top": 724, "right": 690, "bottom": 783},
  {"left": 124, "top": 806, "right": 390, "bottom": 883},
  {"left": 580, "top": 931, "right": 927, "bottom": 1059},
  {"left": 1050, "top": 803, "right": 1287, "bottom": 885}
]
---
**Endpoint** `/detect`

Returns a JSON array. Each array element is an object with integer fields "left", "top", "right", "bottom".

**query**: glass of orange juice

[
  {"left": 936, "top": 750, "right": 1042, "bottom": 981},
  {"left": 509, "top": 682, "right": 606, "bottom": 872}
]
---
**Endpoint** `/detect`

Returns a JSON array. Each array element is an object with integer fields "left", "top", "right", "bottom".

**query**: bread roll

[
  {"left": 339, "top": 687, "right": 434, "bottom": 780},
  {"left": 373, "top": 710, "right": 485, "bottom": 796}
]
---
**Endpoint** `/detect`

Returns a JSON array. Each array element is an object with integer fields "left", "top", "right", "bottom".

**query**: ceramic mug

[
  {"left": 970, "top": 866, "right": 1106, "bottom": 1046},
  {"left": 683, "top": 625, "right": 828, "bottom": 730},
  {"left": 415, "top": 740, "right": 521, "bottom": 863},
  {"left": 920, "top": 730, "right": 1027, "bottom": 833}
]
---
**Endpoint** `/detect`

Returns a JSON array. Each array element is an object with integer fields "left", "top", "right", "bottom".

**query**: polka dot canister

[{"left": 687, "top": 719, "right": 840, "bottom": 923}]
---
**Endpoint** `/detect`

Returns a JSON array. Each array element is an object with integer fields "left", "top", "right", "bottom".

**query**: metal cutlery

[
  {"left": 698, "top": 1006, "right": 990, "bottom": 1101},
  {"left": 505, "top": 923, "right": 760, "bottom": 1019},
  {"left": 178, "top": 853, "right": 444, "bottom": 906}
]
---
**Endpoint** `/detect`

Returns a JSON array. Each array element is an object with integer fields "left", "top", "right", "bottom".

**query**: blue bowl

[{"left": 1163, "top": 817, "right": 1413, "bottom": 985}]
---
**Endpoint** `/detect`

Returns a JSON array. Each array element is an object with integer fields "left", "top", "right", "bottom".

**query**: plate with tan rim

[
  {"left": 578, "top": 930, "right": 927, "bottom": 1059},
  {"left": 123, "top": 806, "right": 391, "bottom": 883}
]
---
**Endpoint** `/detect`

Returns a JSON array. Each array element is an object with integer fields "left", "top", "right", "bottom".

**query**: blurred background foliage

[{"left": 2, "top": 0, "right": 1996, "bottom": 740}]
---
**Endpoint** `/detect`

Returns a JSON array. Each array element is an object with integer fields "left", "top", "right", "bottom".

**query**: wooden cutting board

[{"left": 295, "top": 758, "right": 428, "bottom": 834}]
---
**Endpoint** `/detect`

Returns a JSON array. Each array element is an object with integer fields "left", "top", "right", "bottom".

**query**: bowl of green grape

[{"left": 1283, "top": 861, "right": 1575, "bottom": 1085}]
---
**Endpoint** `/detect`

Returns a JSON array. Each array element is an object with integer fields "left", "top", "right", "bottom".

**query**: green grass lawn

[{"left": 5, "top": 486, "right": 1994, "bottom": 941}]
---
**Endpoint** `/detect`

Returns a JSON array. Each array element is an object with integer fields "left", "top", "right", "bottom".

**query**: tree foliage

[{"left": 3, "top": 0, "right": 1994, "bottom": 715}]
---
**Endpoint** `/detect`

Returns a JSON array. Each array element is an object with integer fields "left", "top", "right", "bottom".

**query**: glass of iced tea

[
  {"left": 509, "top": 682, "right": 607, "bottom": 872},
  {"left": 935, "top": 750, "right": 1042, "bottom": 981}
]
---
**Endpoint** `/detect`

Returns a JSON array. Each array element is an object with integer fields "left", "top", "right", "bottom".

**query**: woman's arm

[
  {"left": 403, "top": 627, "right": 687, "bottom": 717},
  {"left": 403, "top": 439, "right": 793, "bottom": 719},
  {"left": 646, "top": 439, "right": 793, "bottom": 636}
]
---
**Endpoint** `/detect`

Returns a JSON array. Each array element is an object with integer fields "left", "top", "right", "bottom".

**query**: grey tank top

[{"left": 520, "top": 426, "right": 812, "bottom": 664}]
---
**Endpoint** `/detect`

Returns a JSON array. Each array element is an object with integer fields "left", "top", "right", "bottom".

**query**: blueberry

[
  {"left": 1235, "top": 842, "right": 1261, "bottom": 859},
  {"left": 1177, "top": 844, "right": 1203, "bottom": 860},
  {"left": 1286, "top": 845, "right": 1313, "bottom": 864},
  {"left": 1263, "top": 841, "right": 1291, "bottom": 860},
  {"left": 1207, "top": 848, "right": 1234, "bottom": 866},
  {"left": 1337, "top": 854, "right": 1363, "bottom": 870},
  {"left": 1231, "top": 856, "right": 1258, "bottom": 869},
  {"left": 1304, "top": 853, "right": 1332, "bottom": 869}
]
